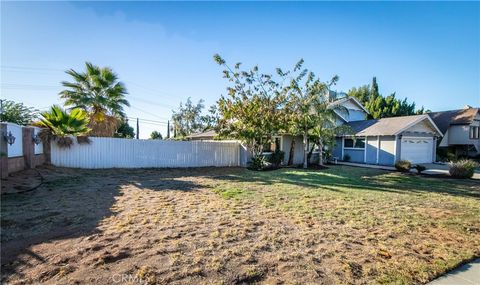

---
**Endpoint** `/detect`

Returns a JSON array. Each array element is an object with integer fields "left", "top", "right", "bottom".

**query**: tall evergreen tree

[{"left": 348, "top": 77, "right": 425, "bottom": 119}]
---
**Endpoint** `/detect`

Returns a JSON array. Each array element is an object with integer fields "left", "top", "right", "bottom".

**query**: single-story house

[
  {"left": 428, "top": 106, "right": 479, "bottom": 157},
  {"left": 187, "top": 95, "right": 446, "bottom": 166},
  {"left": 332, "top": 114, "right": 443, "bottom": 165}
]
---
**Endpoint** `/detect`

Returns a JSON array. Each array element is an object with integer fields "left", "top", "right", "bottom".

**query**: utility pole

[
  {"left": 167, "top": 120, "right": 170, "bottom": 139},
  {"left": 0, "top": 99, "right": 4, "bottom": 118},
  {"left": 136, "top": 117, "right": 139, "bottom": 139}
]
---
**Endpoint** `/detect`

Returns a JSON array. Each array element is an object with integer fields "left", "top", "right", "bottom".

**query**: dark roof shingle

[{"left": 427, "top": 108, "right": 479, "bottom": 134}]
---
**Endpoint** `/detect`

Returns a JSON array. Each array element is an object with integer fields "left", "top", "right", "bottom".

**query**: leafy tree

[
  {"left": 348, "top": 77, "right": 425, "bottom": 119},
  {"left": 282, "top": 60, "right": 347, "bottom": 168},
  {"left": 59, "top": 62, "right": 130, "bottom": 136},
  {"left": 0, "top": 100, "right": 38, "bottom": 125},
  {"left": 35, "top": 105, "right": 90, "bottom": 148},
  {"left": 171, "top": 98, "right": 206, "bottom": 138},
  {"left": 202, "top": 105, "right": 219, "bottom": 130},
  {"left": 114, "top": 120, "right": 135, "bottom": 138},
  {"left": 150, "top": 131, "right": 163, "bottom": 140},
  {"left": 214, "top": 54, "right": 285, "bottom": 158}
]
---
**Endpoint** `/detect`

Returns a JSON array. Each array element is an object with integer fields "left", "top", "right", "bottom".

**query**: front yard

[{"left": 1, "top": 165, "right": 479, "bottom": 284}]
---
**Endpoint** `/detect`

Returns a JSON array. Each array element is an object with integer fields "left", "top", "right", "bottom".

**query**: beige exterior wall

[
  {"left": 403, "top": 119, "right": 437, "bottom": 134},
  {"left": 281, "top": 135, "right": 305, "bottom": 165}
]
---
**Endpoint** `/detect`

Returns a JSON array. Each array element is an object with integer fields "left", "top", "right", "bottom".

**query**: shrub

[
  {"left": 449, "top": 160, "right": 478, "bottom": 178},
  {"left": 248, "top": 155, "right": 268, "bottom": 171},
  {"left": 343, "top": 154, "right": 351, "bottom": 162},
  {"left": 56, "top": 136, "right": 74, "bottom": 148},
  {"left": 436, "top": 148, "right": 457, "bottom": 162},
  {"left": 268, "top": 150, "right": 285, "bottom": 167},
  {"left": 395, "top": 160, "right": 411, "bottom": 172},
  {"left": 76, "top": 136, "right": 91, "bottom": 144},
  {"left": 414, "top": 165, "right": 427, "bottom": 174}
]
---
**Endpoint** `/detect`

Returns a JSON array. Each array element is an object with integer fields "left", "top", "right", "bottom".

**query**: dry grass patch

[{"left": 1, "top": 165, "right": 478, "bottom": 284}]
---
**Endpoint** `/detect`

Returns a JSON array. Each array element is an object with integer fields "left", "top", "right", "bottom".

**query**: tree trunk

[
  {"left": 307, "top": 144, "right": 315, "bottom": 165},
  {"left": 303, "top": 131, "right": 308, "bottom": 169},
  {"left": 287, "top": 138, "right": 295, "bottom": 165},
  {"left": 319, "top": 142, "right": 324, "bottom": 166}
]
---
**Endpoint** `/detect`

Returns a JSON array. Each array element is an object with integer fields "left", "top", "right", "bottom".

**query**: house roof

[
  {"left": 346, "top": 114, "right": 442, "bottom": 136},
  {"left": 427, "top": 108, "right": 479, "bottom": 134},
  {"left": 329, "top": 96, "right": 370, "bottom": 114},
  {"left": 186, "top": 129, "right": 217, "bottom": 139}
]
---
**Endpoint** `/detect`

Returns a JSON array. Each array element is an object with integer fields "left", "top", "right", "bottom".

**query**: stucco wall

[
  {"left": 332, "top": 138, "right": 343, "bottom": 159},
  {"left": 281, "top": 135, "right": 305, "bottom": 165},
  {"left": 7, "top": 157, "right": 24, "bottom": 173},
  {"left": 6, "top": 123, "right": 23, "bottom": 158},
  {"left": 449, "top": 125, "right": 478, "bottom": 145},
  {"left": 344, "top": 148, "right": 364, "bottom": 163},
  {"left": 365, "top": 136, "right": 378, "bottom": 164},
  {"left": 379, "top": 136, "right": 395, "bottom": 165}
]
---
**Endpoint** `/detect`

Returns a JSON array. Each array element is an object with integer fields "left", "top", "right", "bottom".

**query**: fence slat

[{"left": 51, "top": 137, "right": 242, "bottom": 168}]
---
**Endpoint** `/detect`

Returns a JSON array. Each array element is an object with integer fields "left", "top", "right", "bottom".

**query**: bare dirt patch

[{"left": 1, "top": 165, "right": 479, "bottom": 284}]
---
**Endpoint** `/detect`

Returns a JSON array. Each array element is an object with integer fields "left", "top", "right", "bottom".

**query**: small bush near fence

[
  {"left": 395, "top": 160, "right": 411, "bottom": 172},
  {"left": 449, "top": 160, "right": 478, "bottom": 179},
  {"left": 343, "top": 154, "right": 351, "bottom": 162},
  {"left": 248, "top": 155, "right": 268, "bottom": 171},
  {"left": 269, "top": 150, "right": 285, "bottom": 167}
]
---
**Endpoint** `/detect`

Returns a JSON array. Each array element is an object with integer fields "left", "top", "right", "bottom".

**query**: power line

[
  {"left": 1, "top": 83, "right": 60, "bottom": 90},
  {"left": 127, "top": 116, "right": 168, "bottom": 124},
  {"left": 129, "top": 105, "right": 170, "bottom": 121},
  {"left": 128, "top": 95, "right": 176, "bottom": 109},
  {"left": 127, "top": 117, "right": 168, "bottom": 126},
  {"left": 0, "top": 65, "right": 63, "bottom": 72},
  {"left": 1, "top": 65, "right": 184, "bottom": 106}
]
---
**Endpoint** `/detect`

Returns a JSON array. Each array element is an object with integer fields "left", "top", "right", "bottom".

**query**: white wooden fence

[{"left": 51, "top": 137, "right": 243, "bottom": 168}]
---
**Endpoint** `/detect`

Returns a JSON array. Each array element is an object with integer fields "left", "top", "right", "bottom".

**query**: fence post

[
  {"left": 43, "top": 135, "right": 51, "bottom": 164},
  {"left": 22, "top": 127, "right": 35, "bottom": 169},
  {"left": 0, "top": 123, "right": 8, "bottom": 178}
]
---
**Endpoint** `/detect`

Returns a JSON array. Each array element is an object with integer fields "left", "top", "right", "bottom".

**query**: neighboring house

[
  {"left": 185, "top": 129, "right": 217, "bottom": 141},
  {"left": 428, "top": 106, "right": 480, "bottom": 157}
]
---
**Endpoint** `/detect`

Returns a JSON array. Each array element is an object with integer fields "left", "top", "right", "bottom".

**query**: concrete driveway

[
  {"left": 419, "top": 163, "right": 480, "bottom": 180},
  {"left": 427, "top": 258, "right": 480, "bottom": 285}
]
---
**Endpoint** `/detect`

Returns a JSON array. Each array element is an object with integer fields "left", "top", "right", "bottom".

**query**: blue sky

[{"left": 1, "top": 1, "right": 479, "bottom": 138}]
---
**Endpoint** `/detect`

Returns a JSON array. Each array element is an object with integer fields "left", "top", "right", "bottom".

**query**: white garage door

[{"left": 401, "top": 137, "right": 434, "bottom": 164}]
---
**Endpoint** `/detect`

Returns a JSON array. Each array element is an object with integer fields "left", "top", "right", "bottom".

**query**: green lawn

[{"left": 213, "top": 165, "right": 480, "bottom": 284}]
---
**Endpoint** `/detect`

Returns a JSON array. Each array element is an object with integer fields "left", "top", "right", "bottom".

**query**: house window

[
  {"left": 344, "top": 138, "right": 365, "bottom": 149},
  {"left": 470, "top": 126, "right": 479, "bottom": 139}
]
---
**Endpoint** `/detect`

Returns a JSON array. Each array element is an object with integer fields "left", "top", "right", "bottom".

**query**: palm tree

[
  {"left": 36, "top": 105, "right": 90, "bottom": 148},
  {"left": 60, "top": 62, "right": 129, "bottom": 136}
]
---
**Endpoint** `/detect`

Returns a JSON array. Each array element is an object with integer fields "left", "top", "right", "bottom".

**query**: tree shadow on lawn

[
  {"left": 215, "top": 165, "right": 480, "bottom": 199},
  {"left": 0, "top": 166, "right": 213, "bottom": 282}
]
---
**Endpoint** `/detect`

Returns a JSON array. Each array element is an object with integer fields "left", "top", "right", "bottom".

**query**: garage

[{"left": 401, "top": 136, "right": 434, "bottom": 164}]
